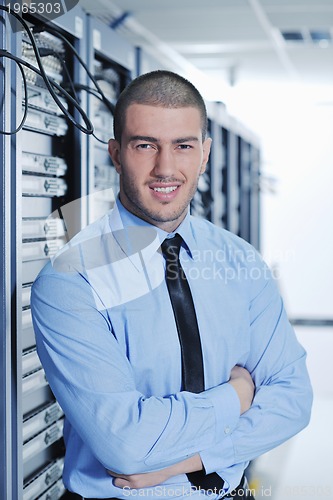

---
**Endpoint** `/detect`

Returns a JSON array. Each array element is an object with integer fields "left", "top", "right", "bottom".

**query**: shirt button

[{"left": 224, "top": 426, "right": 231, "bottom": 435}]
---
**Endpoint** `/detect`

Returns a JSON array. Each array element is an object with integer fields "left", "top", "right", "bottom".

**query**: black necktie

[{"left": 161, "top": 234, "right": 225, "bottom": 491}]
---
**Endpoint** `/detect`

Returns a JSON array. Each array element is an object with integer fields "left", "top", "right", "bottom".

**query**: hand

[
  {"left": 228, "top": 365, "right": 254, "bottom": 414},
  {"left": 107, "top": 469, "right": 174, "bottom": 489},
  {"left": 107, "top": 454, "right": 203, "bottom": 489}
]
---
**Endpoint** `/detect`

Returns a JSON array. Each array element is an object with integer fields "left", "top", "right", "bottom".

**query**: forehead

[{"left": 123, "top": 104, "right": 203, "bottom": 138}]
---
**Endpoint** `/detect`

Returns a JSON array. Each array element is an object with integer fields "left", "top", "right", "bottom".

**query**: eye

[
  {"left": 136, "top": 143, "right": 153, "bottom": 149},
  {"left": 177, "top": 144, "right": 192, "bottom": 150}
]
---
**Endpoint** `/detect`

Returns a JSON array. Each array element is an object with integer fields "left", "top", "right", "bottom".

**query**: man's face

[{"left": 108, "top": 103, "right": 211, "bottom": 233}]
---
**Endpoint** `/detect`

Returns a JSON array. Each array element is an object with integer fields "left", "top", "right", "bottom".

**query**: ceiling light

[
  {"left": 310, "top": 30, "right": 331, "bottom": 46},
  {"left": 281, "top": 31, "right": 304, "bottom": 42}
]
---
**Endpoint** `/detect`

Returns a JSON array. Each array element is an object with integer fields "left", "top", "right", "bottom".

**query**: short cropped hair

[{"left": 113, "top": 70, "right": 208, "bottom": 143}]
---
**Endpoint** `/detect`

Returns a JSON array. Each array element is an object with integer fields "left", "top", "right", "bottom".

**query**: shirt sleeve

[
  {"left": 31, "top": 265, "right": 240, "bottom": 475},
  {"left": 199, "top": 262, "right": 313, "bottom": 476}
]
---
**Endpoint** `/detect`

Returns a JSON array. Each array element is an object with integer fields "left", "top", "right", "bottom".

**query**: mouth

[
  {"left": 152, "top": 186, "right": 178, "bottom": 193},
  {"left": 149, "top": 183, "right": 181, "bottom": 200}
]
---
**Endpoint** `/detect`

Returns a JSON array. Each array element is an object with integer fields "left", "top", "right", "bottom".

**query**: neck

[{"left": 118, "top": 194, "right": 188, "bottom": 234}]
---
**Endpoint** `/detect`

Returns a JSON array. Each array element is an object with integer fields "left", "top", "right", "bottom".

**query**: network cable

[
  {"left": 0, "top": 5, "right": 94, "bottom": 135},
  {"left": 0, "top": 48, "right": 94, "bottom": 134},
  {"left": 35, "top": 23, "right": 116, "bottom": 116},
  {"left": 67, "top": 82, "right": 114, "bottom": 144},
  {"left": 0, "top": 50, "right": 28, "bottom": 135}
]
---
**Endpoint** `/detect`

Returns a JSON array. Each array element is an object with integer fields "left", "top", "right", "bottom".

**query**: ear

[
  {"left": 108, "top": 139, "right": 121, "bottom": 174},
  {"left": 200, "top": 137, "right": 212, "bottom": 174}
]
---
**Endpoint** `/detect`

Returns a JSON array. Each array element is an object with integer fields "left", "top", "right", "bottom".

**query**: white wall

[
  {"left": 225, "top": 83, "right": 333, "bottom": 500},
  {"left": 227, "top": 83, "right": 333, "bottom": 319}
]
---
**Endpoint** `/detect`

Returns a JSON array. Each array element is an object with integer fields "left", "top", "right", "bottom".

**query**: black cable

[
  {"left": 0, "top": 48, "right": 95, "bottom": 134},
  {"left": 0, "top": 48, "right": 97, "bottom": 138},
  {"left": 0, "top": 5, "right": 94, "bottom": 134},
  {"left": 92, "top": 132, "right": 109, "bottom": 145},
  {"left": 62, "top": 82, "right": 115, "bottom": 144},
  {"left": 68, "top": 82, "right": 113, "bottom": 106},
  {"left": 40, "top": 48, "right": 79, "bottom": 101},
  {"left": 0, "top": 5, "right": 115, "bottom": 138},
  {"left": 2, "top": 51, "right": 110, "bottom": 143},
  {"left": 35, "top": 24, "right": 115, "bottom": 116},
  {"left": 0, "top": 54, "right": 28, "bottom": 135},
  {"left": 0, "top": 50, "right": 98, "bottom": 144}
]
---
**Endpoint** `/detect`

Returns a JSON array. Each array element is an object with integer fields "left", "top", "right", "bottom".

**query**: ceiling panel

[
  {"left": 80, "top": 0, "right": 333, "bottom": 89},
  {"left": 212, "top": 50, "right": 287, "bottom": 77},
  {"left": 289, "top": 47, "right": 333, "bottom": 83},
  {"left": 109, "top": 0, "right": 250, "bottom": 11},
  {"left": 261, "top": 0, "right": 333, "bottom": 8},
  {"left": 108, "top": 2, "right": 268, "bottom": 43},
  {"left": 142, "top": 12, "right": 267, "bottom": 43},
  {"left": 266, "top": 11, "right": 333, "bottom": 28}
]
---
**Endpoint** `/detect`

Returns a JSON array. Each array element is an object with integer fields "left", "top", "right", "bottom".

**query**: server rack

[
  {"left": 206, "top": 101, "right": 261, "bottom": 248},
  {"left": 0, "top": 0, "right": 134, "bottom": 500},
  {"left": 236, "top": 135, "right": 261, "bottom": 248},
  {"left": 86, "top": 15, "right": 133, "bottom": 224},
  {"left": 0, "top": 3, "right": 89, "bottom": 498},
  {"left": 20, "top": 10, "right": 90, "bottom": 499},
  {"left": 1, "top": 5, "right": 135, "bottom": 497}
]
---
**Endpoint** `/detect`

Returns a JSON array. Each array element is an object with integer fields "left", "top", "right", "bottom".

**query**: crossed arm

[
  {"left": 108, "top": 366, "right": 255, "bottom": 489},
  {"left": 32, "top": 264, "right": 312, "bottom": 489}
]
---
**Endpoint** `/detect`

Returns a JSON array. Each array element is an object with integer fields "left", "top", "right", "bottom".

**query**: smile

[{"left": 153, "top": 186, "right": 178, "bottom": 193}]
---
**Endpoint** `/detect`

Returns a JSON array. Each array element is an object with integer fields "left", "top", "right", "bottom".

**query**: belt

[
  {"left": 224, "top": 475, "right": 255, "bottom": 499},
  {"left": 64, "top": 475, "right": 254, "bottom": 500}
]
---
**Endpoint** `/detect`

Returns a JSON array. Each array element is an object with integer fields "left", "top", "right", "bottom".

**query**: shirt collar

[
  {"left": 110, "top": 198, "right": 197, "bottom": 262},
  {"left": 163, "top": 213, "right": 196, "bottom": 260}
]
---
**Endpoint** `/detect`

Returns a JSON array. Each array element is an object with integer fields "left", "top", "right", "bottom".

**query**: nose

[{"left": 152, "top": 147, "right": 175, "bottom": 178}]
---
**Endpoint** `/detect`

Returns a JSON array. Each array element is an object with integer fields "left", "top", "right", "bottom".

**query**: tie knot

[{"left": 161, "top": 234, "right": 183, "bottom": 261}]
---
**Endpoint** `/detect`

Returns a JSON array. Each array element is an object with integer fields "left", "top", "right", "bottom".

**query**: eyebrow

[
  {"left": 173, "top": 136, "right": 199, "bottom": 144},
  {"left": 129, "top": 135, "right": 199, "bottom": 144},
  {"left": 129, "top": 135, "right": 159, "bottom": 143}
]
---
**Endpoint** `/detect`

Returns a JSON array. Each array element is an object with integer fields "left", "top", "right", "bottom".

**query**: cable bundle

[{"left": 0, "top": 5, "right": 115, "bottom": 139}]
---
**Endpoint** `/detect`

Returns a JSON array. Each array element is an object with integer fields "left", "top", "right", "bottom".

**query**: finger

[{"left": 114, "top": 477, "right": 130, "bottom": 488}]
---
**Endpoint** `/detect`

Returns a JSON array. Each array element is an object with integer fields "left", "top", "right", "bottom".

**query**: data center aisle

[{"left": 251, "top": 327, "right": 333, "bottom": 500}]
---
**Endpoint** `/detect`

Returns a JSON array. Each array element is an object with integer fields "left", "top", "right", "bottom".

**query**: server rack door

[
  {"left": 0, "top": 3, "right": 16, "bottom": 498},
  {"left": 210, "top": 120, "right": 228, "bottom": 229},
  {"left": 220, "top": 126, "right": 229, "bottom": 229},
  {"left": 191, "top": 118, "right": 214, "bottom": 221},
  {"left": 227, "top": 131, "right": 240, "bottom": 236},
  {"left": 238, "top": 137, "right": 252, "bottom": 243},
  {"left": 6, "top": 11, "right": 25, "bottom": 500},
  {"left": 250, "top": 145, "right": 261, "bottom": 250}
]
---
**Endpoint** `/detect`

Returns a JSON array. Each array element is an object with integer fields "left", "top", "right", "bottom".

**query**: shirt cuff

[
  {"left": 204, "top": 383, "right": 240, "bottom": 444},
  {"left": 199, "top": 434, "right": 235, "bottom": 475}
]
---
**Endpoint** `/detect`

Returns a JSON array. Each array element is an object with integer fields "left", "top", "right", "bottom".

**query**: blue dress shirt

[{"left": 31, "top": 199, "right": 313, "bottom": 499}]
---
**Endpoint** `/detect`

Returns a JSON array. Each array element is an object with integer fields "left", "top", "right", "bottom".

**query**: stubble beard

[{"left": 119, "top": 170, "right": 199, "bottom": 226}]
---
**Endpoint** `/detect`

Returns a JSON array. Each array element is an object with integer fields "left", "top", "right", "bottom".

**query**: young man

[{"left": 31, "top": 71, "right": 312, "bottom": 500}]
